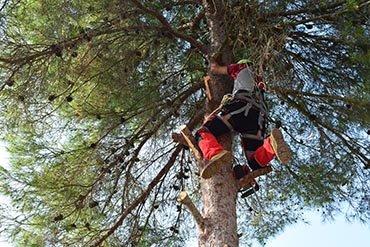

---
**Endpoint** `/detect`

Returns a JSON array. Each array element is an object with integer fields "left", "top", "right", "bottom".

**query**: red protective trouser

[
  {"left": 253, "top": 137, "right": 275, "bottom": 166},
  {"left": 197, "top": 130, "right": 224, "bottom": 160}
]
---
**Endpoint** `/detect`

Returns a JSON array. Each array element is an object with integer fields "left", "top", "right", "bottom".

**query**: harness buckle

[{"left": 257, "top": 81, "right": 266, "bottom": 91}]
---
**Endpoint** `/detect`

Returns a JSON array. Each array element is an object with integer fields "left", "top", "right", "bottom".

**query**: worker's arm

[
  {"left": 211, "top": 62, "right": 248, "bottom": 80},
  {"left": 210, "top": 63, "right": 228, "bottom": 75}
]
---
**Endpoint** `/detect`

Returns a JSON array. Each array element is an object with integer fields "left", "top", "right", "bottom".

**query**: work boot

[
  {"left": 201, "top": 150, "right": 232, "bottom": 179},
  {"left": 270, "top": 128, "right": 292, "bottom": 164}
]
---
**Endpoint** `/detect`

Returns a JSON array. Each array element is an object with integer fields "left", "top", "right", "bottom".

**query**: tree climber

[{"left": 196, "top": 60, "right": 292, "bottom": 180}]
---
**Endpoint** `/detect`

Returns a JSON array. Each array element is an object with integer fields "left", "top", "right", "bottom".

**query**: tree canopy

[{"left": 0, "top": 0, "right": 369, "bottom": 246}]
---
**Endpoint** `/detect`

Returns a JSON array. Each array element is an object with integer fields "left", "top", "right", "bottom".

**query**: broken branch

[{"left": 177, "top": 191, "right": 204, "bottom": 230}]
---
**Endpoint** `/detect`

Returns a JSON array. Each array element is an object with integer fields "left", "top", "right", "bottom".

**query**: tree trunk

[{"left": 198, "top": 1, "right": 239, "bottom": 246}]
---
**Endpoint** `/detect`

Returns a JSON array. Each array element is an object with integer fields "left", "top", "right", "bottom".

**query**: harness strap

[
  {"left": 214, "top": 82, "right": 268, "bottom": 139},
  {"left": 219, "top": 94, "right": 268, "bottom": 140},
  {"left": 258, "top": 111, "right": 265, "bottom": 130},
  {"left": 217, "top": 115, "right": 234, "bottom": 131},
  {"left": 244, "top": 103, "right": 252, "bottom": 117},
  {"left": 226, "top": 102, "right": 253, "bottom": 117},
  {"left": 234, "top": 94, "right": 267, "bottom": 113}
]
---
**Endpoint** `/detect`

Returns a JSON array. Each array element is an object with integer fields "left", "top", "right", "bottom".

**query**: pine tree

[{"left": 0, "top": 0, "right": 369, "bottom": 246}]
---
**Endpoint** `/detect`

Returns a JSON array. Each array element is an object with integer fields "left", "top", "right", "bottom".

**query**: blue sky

[{"left": 265, "top": 212, "right": 370, "bottom": 247}]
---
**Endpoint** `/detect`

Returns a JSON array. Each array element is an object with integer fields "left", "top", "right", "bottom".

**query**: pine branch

[
  {"left": 177, "top": 191, "right": 205, "bottom": 230},
  {"left": 263, "top": 1, "right": 347, "bottom": 18},
  {"left": 129, "top": 0, "right": 208, "bottom": 54},
  {"left": 90, "top": 145, "right": 183, "bottom": 247},
  {"left": 0, "top": 0, "right": 9, "bottom": 12},
  {"left": 271, "top": 86, "right": 363, "bottom": 103},
  {"left": 284, "top": 96, "right": 369, "bottom": 167}
]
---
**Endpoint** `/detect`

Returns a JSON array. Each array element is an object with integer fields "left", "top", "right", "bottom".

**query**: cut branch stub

[
  {"left": 177, "top": 191, "right": 204, "bottom": 230},
  {"left": 180, "top": 125, "right": 203, "bottom": 161},
  {"left": 204, "top": 75, "right": 212, "bottom": 101},
  {"left": 238, "top": 166, "right": 272, "bottom": 189}
]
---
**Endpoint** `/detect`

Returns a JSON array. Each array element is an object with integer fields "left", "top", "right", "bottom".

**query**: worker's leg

[
  {"left": 228, "top": 107, "right": 263, "bottom": 177},
  {"left": 196, "top": 128, "right": 224, "bottom": 160},
  {"left": 196, "top": 115, "right": 232, "bottom": 179},
  {"left": 247, "top": 137, "right": 274, "bottom": 170},
  {"left": 254, "top": 128, "right": 292, "bottom": 165},
  {"left": 195, "top": 115, "right": 230, "bottom": 160},
  {"left": 245, "top": 128, "right": 291, "bottom": 171},
  {"left": 233, "top": 137, "right": 264, "bottom": 179}
]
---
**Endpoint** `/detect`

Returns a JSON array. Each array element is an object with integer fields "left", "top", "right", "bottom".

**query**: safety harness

[{"left": 216, "top": 80, "right": 269, "bottom": 141}]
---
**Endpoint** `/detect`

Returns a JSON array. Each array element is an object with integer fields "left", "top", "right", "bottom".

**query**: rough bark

[{"left": 198, "top": 1, "right": 239, "bottom": 246}]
